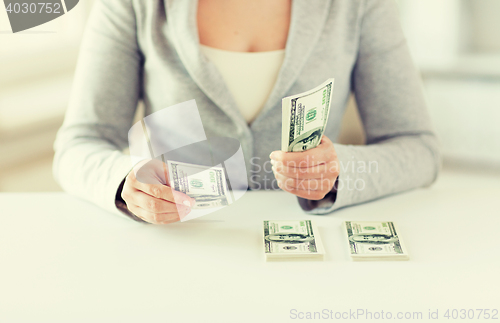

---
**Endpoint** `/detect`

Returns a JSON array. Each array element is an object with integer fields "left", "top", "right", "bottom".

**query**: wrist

[{"left": 297, "top": 176, "right": 339, "bottom": 211}]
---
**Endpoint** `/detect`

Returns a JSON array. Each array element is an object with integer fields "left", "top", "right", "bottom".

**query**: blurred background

[{"left": 1, "top": 0, "right": 499, "bottom": 192}]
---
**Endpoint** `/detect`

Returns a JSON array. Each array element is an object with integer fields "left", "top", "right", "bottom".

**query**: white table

[{"left": 1, "top": 169, "right": 499, "bottom": 323}]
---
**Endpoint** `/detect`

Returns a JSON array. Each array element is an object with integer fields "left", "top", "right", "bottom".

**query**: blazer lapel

[
  {"left": 165, "top": 0, "right": 250, "bottom": 133},
  {"left": 165, "top": 0, "right": 331, "bottom": 131},
  {"left": 252, "top": 0, "right": 332, "bottom": 127}
]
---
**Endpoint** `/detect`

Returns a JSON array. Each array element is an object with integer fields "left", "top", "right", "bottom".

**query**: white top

[{"left": 200, "top": 44, "right": 285, "bottom": 123}]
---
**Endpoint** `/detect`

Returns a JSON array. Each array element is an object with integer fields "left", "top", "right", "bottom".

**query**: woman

[{"left": 54, "top": 0, "right": 440, "bottom": 224}]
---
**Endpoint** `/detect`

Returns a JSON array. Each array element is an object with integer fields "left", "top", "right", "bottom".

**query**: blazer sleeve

[
  {"left": 299, "top": 0, "right": 441, "bottom": 214},
  {"left": 53, "top": 0, "right": 142, "bottom": 218}
]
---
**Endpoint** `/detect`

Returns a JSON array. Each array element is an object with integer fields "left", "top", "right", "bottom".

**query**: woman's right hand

[{"left": 121, "top": 159, "right": 195, "bottom": 224}]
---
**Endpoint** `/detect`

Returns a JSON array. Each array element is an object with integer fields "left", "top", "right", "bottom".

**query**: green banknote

[
  {"left": 344, "top": 221, "right": 409, "bottom": 261},
  {"left": 167, "top": 160, "right": 232, "bottom": 209},
  {"left": 281, "top": 79, "right": 335, "bottom": 152},
  {"left": 263, "top": 220, "right": 324, "bottom": 260}
]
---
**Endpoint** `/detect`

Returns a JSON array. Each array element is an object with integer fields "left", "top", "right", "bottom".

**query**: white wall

[{"left": 398, "top": 0, "right": 500, "bottom": 166}]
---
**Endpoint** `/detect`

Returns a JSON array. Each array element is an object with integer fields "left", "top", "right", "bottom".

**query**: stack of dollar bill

[
  {"left": 344, "top": 221, "right": 409, "bottom": 261},
  {"left": 281, "top": 79, "right": 335, "bottom": 152},
  {"left": 263, "top": 220, "right": 324, "bottom": 261},
  {"left": 167, "top": 160, "right": 233, "bottom": 209}
]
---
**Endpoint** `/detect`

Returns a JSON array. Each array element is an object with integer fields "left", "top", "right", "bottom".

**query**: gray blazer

[{"left": 54, "top": 0, "right": 440, "bottom": 219}]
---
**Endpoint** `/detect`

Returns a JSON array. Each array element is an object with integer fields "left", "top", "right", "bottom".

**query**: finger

[
  {"left": 272, "top": 160, "right": 339, "bottom": 180},
  {"left": 127, "top": 203, "right": 184, "bottom": 224},
  {"left": 130, "top": 189, "right": 191, "bottom": 214},
  {"left": 270, "top": 136, "right": 336, "bottom": 167},
  {"left": 320, "top": 135, "right": 333, "bottom": 146},
  {"left": 276, "top": 175, "right": 333, "bottom": 192},
  {"left": 132, "top": 158, "right": 169, "bottom": 185},
  {"left": 132, "top": 179, "right": 195, "bottom": 207},
  {"left": 274, "top": 173, "right": 336, "bottom": 192}
]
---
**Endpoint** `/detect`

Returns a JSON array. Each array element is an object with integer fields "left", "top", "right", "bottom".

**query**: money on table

[
  {"left": 167, "top": 160, "right": 233, "bottom": 209},
  {"left": 281, "top": 78, "right": 335, "bottom": 152},
  {"left": 263, "top": 220, "right": 324, "bottom": 261},
  {"left": 344, "top": 221, "right": 409, "bottom": 261}
]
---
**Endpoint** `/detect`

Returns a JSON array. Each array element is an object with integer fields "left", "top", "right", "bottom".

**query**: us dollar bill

[
  {"left": 263, "top": 220, "right": 324, "bottom": 260},
  {"left": 167, "top": 160, "right": 232, "bottom": 209},
  {"left": 344, "top": 221, "right": 409, "bottom": 261},
  {"left": 281, "top": 79, "right": 335, "bottom": 152}
]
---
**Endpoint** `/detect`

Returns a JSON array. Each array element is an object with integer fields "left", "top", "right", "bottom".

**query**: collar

[{"left": 165, "top": 0, "right": 331, "bottom": 130}]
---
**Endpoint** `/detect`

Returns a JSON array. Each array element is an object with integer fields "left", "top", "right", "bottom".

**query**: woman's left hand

[{"left": 270, "top": 135, "right": 339, "bottom": 200}]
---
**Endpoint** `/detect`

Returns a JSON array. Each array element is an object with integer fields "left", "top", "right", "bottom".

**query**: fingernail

[
  {"left": 271, "top": 151, "right": 283, "bottom": 161},
  {"left": 183, "top": 200, "right": 191, "bottom": 207},
  {"left": 270, "top": 151, "right": 281, "bottom": 160}
]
